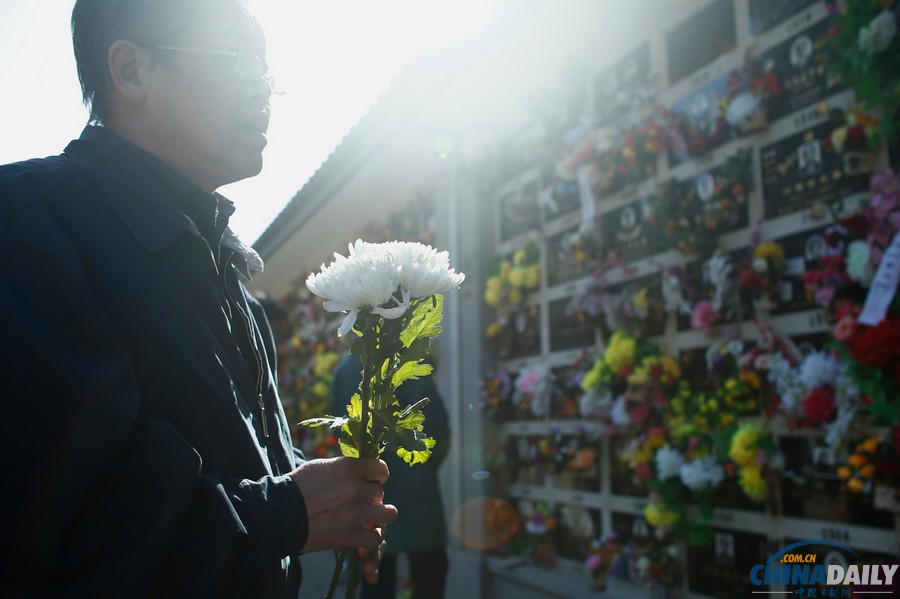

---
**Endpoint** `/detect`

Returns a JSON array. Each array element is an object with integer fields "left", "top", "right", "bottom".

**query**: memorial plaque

[
  {"left": 675, "top": 247, "right": 750, "bottom": 332},
  {"left": 770, "top": 225, "right": 832, "bottom": 315},
  {"left": 501, "top": 304, "right": 541, "bottom": 360},
  {"left": 709, "top": 476, "right": 766, "bottom": 512},
  {"left": 556, "top": 504, "right": 601, "bottom": 561},
  {"left": 611, "top": 511, "right": 654, "bottom": 543},
  {"left": 549, "top": 297, "right": 596, "bottom": 354},
  {"left": 594, "top": 44, "right": 652, "bottom": 122},
  {"left": 668, "top": 74, "right": 736, "bottom": 164},
  {"left": 667, "top": 0, "right": 736, "bottom": 85},
  {"left": 541, "top": 178, "right": 581, "bottom": 222},
  {"left": 749, "top": 0, "right": 817, "bottom": 36},
  {"left": 499, "top": 179, "right": 541, "bottom": 242},
  {"left": 778, "top": 436, "right": 894, "bottom": 528},
  {"left": 600, "top": 193, "right": 663, "bottom": 263},
  {"left": 761, "top": 122, "right": 870, "bottom": 218},
  {"left": 593, "top": 274, "right": 666, "bottom": 340},
  {"left": 546, "top": 223, "right": 601, "bottom": 287},
  {"left": 760, "top": 19, "right": 846, "bottom": 122},
  {"left": 687, "top": 528, "right": 769, "bottom": 598}
]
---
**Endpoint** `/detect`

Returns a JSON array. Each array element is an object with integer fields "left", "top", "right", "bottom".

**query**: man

[
  {"left": 332, "top": 354, "right": 450, "bottom": 599},
  {"left": 0, "top": 1, "right": 396, "bottom": 597}
]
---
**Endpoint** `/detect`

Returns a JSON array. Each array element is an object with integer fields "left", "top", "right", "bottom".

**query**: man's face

[{"left": 143, "top": 1, "right": 272, "bottom": 191}]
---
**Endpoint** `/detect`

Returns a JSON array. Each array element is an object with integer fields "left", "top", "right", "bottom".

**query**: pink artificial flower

[
  {"left": 690, "top": 300, "right": 719, "bottom": 332},
  {"left": 815, "top": 286, "right": 836, "bottom": 307},
  {"left": 833, "top": 315, "right": 858, "bottom": 341}
]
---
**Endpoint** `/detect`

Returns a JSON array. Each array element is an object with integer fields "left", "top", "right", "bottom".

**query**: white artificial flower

[
  {"left": 609, "top": 394, "right": 631, "bottom": 427},
  {"left": 579, "top": 386, "right": 612, "bottom": 419},
  {"left": 679, "top": 455, "right": 724, "bottom": 491},
  {"left": 661, "top": 272, "right": 692, "bottom": 315},
  {"left": 655, "top": 447, "right": 683, "bottom": 480},
  {"left": 858, "top": 10, "right": 897, "bottom": 54},
  {"left": 725, "top": 91, "right": 762, "bottom": 126},
  {"left": 706, "top": 252, "right": 732, "bottom": 312},
  {"left": 797, "top": 351, "right": 840, "bottom": 390},
  {"left": 846, "top": 240, "right": 874, "bottom": 286}
]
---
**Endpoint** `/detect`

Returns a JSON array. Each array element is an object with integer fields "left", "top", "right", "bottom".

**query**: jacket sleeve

[{"left": 0, "top": 177, "right": 307, "bottom": 596}]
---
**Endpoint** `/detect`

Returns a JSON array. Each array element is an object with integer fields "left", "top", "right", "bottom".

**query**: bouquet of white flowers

[{"left": 302, "top": 239, "right": 464, "bottom": 598}]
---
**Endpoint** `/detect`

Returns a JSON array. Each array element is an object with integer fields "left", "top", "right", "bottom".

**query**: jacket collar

[{"left": 64, "top": 125, "right": 217, "bottom": 254}]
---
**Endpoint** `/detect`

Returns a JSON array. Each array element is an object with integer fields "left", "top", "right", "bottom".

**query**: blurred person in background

[{"left": 332, "top": 352, "right": 450, "bottom": 599}]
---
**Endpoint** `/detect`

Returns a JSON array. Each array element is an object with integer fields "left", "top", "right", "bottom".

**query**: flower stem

[{"left": 324, "top": 548, "right": 347, "bottom": 599}]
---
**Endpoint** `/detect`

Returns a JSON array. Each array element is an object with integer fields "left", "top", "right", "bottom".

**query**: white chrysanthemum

[
  {"left": 679, "top": 455, "right": 724, "bottom": 491},
  {"left": 306, "top": 239, "right": 464, "bottom": 336},
  {"left": 655, "top": 447, "right": 683, "bottom": 480}
]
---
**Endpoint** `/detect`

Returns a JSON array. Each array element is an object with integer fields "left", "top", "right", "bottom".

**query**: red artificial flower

[
  {"left": 848, "top": 316, "right": 900, "bottom": 369},
  {"left": 802, "top": 387, "right": 838, "bottom": 424},
  {"left": 635, "top": 462, "right": 653, "bottom": 481}
]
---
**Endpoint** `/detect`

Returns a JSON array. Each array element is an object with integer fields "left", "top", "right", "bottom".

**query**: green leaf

[
  {"left": 339, "top": 438, "right": 360, "bottom": 458},
  {"left": 391, "top": 361, "right": 433, "bottom": 387},
  {"left": 397, "top": 437, "right": 436, "bottom": 466},
  {"left": 400, "top": 295, "right": 443, "bottom": 347},
  {"left": 383, "top": 424, "right": 429, "bottom": 452},
  {"left": 347, "top": 393, "right": 362, "bottom": 419},
  {"left": 398, "top": 397, "right": 430, "bottom": 420},
  {"left": 299, "top": 416, "right": 348, "bottom": 429},
  {"left": 396, "top": 407, "right": 426, "bottom": 431}
]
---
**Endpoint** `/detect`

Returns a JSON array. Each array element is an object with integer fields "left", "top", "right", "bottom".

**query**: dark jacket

[
  {"left": 0, "top": 126, "right": 307, "bottom": 598},
  {"left": 331, "top": 354, "right": 449, "bottom": 555}
]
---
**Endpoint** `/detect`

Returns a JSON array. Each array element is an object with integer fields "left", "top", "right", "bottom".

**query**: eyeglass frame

[{"left": 153, "top": 46, "right": 278, "bottom": 94}]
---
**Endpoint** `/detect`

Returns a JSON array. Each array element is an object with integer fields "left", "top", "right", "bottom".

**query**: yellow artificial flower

[
  {"left": 644, "top": 503, "right": 680, "bottom": 528},
  {"left": 847, "top": 478, "right": 865, "bottom": 493},
  {"left": 605, "top": 332, "right": 636, "bottom": 374},
  {"left": 660, "top": 354, "right": 681, "bottom": 380},
  {"left": 857, "top": 436, "right": 880, "bottom": 454},
  {"left": 486, "top": 275, "right": 502, "bottom": 294},
  {"left": 508, "top": 266, "right": 527, "bottom": 288},
  {"left": 513, "top": 249, "right": 527, "bottom": 266},
  {"left": 499, "top": 260, "right": 512, "bottom": 278},
  {"left": 525, "top": 264, "right": 541, "bottom": 289},
  {"left": 508, "top": 288, "right": 523, "bottom": 305},
  {"left": 581, "top": 369, "right": 600, "bottom": 392},
  {"left": 632, "top": 287, "right": 649, "bottom": 312},
  {"left": 729, "top": 422, "right": 765, "bottom": 467},
  {"left": 486, "top": 321, "right": 502, "bottom": 339},
  {"left": 837, "top": 466, "right": 852, "bottom": 480},
  {"left": 847, "top": 454, "right": 868, "bottom": 468},
  {"left": 290, "top": 334, "right": 302, "bottom": 349},
  {"left": 739, "top": 465, "right": 768, "bottom": 502},
  {"left": 484, "top": 288, "right": 500, "bottom": 307},
  {"left": 753, "top": 242, "right": 785, "bottom": 260}
]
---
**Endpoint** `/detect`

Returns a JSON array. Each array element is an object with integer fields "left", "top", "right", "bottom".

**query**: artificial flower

[
  {"left": 654, "top": 447, "right": 684, "bottom": 480},
  {"left": 802, "top": 387, "right": 838, "bottom": 424},
  {"left": 845, "top": 240, "right": 874, "bottom": 285},
  {"left": 738, "top": 465, "right": 769, "bottom": 502},
  {"left": 690, "top": 299, "right": 719, "bottom": 332},
  {"left": 857, "top": 10, "right": 897, "bottom": 54},
  {"left": 679, "top": 455, "right": 724, "bottom": 491}
]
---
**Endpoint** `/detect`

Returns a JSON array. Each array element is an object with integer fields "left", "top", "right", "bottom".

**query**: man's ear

[{"left": 107, "top": 40, "right": 151, "bottom": 101}]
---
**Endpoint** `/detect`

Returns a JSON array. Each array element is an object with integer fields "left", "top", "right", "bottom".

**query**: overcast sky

[{"left": 0, "top": 1, "right": 500, "bottom": 243}]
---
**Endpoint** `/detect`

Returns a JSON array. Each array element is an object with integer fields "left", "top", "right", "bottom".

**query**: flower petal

[{"left": 337, "top": 310, "right": 359, "bottom": 337}]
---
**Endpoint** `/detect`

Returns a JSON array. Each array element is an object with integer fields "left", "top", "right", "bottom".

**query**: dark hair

[{"left": 71, "top": 0, "right": 201, "bottom": 124}]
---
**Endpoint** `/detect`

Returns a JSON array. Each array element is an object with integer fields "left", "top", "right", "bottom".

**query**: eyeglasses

[{"left": 154, "top": 46, "right": 279, "bottom": 94}]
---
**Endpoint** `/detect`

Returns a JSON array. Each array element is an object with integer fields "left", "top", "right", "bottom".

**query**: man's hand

[
  {"left": 289, "top": 457, "right": 398, "bottom": 554},
  {"left": 358, "top": 528, "right": 387, "bottom": 584}
]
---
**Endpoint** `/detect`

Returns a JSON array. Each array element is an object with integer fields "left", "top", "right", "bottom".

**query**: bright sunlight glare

[{"left": 0, "top": 0, "right": 503, "bottom": 243}]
